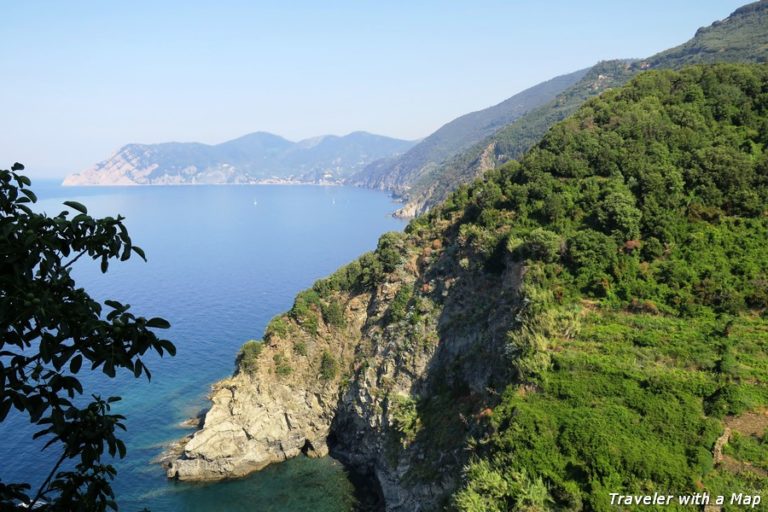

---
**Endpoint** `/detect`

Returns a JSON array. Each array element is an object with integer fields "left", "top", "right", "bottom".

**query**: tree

[{"left": 0, "top": 163, "right": 175, "bottom": 510}]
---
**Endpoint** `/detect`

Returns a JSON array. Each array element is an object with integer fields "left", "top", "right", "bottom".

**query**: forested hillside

[
  {"left": 174, "top": 63, "right": 768, "bottom": 511},
  {"left": 394, "top": 0, "right": 768, "bottom": 217},
  {"left": 444, "top": 62, "right": 768, "bottom": 511}
]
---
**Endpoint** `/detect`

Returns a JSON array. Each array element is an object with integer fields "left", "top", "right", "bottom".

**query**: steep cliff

[
  {"left": 168, "top": 64, "right": 768, "bottom": 510},
  {"left": 167, "top": 226, "right": 525, "bottom": 508}
]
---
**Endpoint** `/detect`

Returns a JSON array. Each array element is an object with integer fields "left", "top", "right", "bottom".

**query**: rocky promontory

[
  {"left": 165, "top": 229, "right": 524, "bottom": 510},
  {"left": 166, "top": 374, "right": 335, "bottom": 480}
]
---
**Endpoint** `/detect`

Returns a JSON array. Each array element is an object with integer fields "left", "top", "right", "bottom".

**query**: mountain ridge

[
  {"left": 62, "top": 131, "right": 417, "bottom": 186},
  {"left": 386, "top": 0, "right": 768, "bottom": 217},
  {"left": 349, "top": 67, "right": 590, "bottom": 194}
]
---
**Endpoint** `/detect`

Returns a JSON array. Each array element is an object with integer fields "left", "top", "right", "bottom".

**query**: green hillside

[
  {"left": 256, "top": 63, "right": 768, "bottom": 510},
  {"left": 439, "top": 63, "right": 768, "bottom": 511},
  {"left": 400, "top": 0, "right": 768, "bottom": 217},
  {"left": 648, "top": 0, "right": 768, "bottom": 67},
  {"left": 408, "top": 60, "right": 636, "bottom": 215}
]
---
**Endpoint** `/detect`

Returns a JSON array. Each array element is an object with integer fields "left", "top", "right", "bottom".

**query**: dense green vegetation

[
  {"left": 428, "top": 64, "right": 768, "bottom": 510},
  {"left": 319, "top": 351, "right": 339, "bottom": 381},
  {"left": 246, "top": 62, "right": 768, "bottom": 510},
  {"left": 456, "top": 308, "right": 767, "bottom": 511},
  {"left": 236, "top": 340, "right": 263, "bottom": 372},
  {"left": 402, "top": 1, "right": 768, "bottom": 217},
  {"left": 433, "top": 64, "right": 768, "bottom": 315},
  {"left": 408, "top": 60, "right": 636, "bottom": 212},
  {"left": 299, "top": 63, "right": 768, "bottom": 509},
  {"left": 278, "top": 62, "right": 768, "bottom": 509},
  {"left": 230, "top": 59, "right": 768, "bottom": 511}
]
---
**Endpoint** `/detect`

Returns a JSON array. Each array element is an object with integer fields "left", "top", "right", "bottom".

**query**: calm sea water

[{"left": 0, "top": 181, "right": 404, "bottom": 511}]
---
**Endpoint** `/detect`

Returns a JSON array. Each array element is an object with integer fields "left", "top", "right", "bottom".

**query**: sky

[{"left": 1, "top": 0, "right": 749, "bottom": 178}]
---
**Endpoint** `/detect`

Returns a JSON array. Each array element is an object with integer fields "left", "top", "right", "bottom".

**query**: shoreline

[
  {"left": 157, "top": 419, "right": 385, "bottom": 512},
  {"left": 60, "top": 180, "right": 347, "bottom": 187}
]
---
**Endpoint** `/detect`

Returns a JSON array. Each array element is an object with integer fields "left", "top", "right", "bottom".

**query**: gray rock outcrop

[
  {"left": 165, "top": 237, "right": 524, "bottom": 510},
  {"left": 167, "top": 375, "right": 334, "bottom": 480}
]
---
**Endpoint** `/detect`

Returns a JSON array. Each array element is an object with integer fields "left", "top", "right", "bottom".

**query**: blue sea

[{"left": 0, "top": 182, "right": 405, "bottom": 511}]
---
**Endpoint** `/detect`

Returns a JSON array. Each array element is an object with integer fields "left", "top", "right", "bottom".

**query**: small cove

[{"left": 0, "top": 182, "right": 404, "bottom": 511}]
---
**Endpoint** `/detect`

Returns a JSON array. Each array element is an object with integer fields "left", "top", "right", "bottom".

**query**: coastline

[{"left": 60, "top": 179, "right": 347, "bottom": 187}]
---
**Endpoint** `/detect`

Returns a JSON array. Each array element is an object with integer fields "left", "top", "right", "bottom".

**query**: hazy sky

[{"left": 2, "top": 1, "right": 748, "bottom": 178}]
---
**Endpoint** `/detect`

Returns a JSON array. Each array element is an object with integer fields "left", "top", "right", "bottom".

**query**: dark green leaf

[
  {"left": 146, "top": 317, "right": 170, "bottom": 329},
  {"left": 62, "top": 200, "right": 88, "bottom": 214},
  {"left": 70, "top": 355, "right": 83, "bottom": 374},
  {"left": 0, "top": 399, "right": 12, "bottom": 421},
  {"left": 116, "top": 439, "right": 126, "bottom": 458},
  {"left": 104, "top": 300, "right": 123, "bottom": 311},
  {"left": 159, "top": 339, "right": 177, "bottom": 356},
  {"left": 20, "top": 188, "right": 37, "bottom": 202}
]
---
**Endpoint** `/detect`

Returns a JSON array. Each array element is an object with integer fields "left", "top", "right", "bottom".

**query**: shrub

[
  {"left": 454, "top": 459, "right": 510, "bottom": 512},
  {"left": 319, "top": 351, "right": 338, "bottom": 380},
  {"left": 389, "top": 394, "right": 421, "bottom": 447},
  {"left": 237, "top": 339, "right": 263, "bottom": 372},
  {"left": 388, "top": 285, "right": 413, "bottom": 322},
  {"left": 291, "top": 290, "right": 322, "bottom": 334},
  {"left": 377, "top": 232, "right": 405, "bottom": 273},
  {"left": 273, "top": 353, "right": 292, "bottom": 376},
  {"left": 358, "top": 251, "right": 385, "bottom": 289},
  {"left": 293, "top": 340, "right": 307, "bottom": 356},
  {"left": 321, "top": 300, "right": 346, "bottom": 327},
  {"left": 596, "top": 187, "right": 642, "bottom": 241},
  {"left": 265, "top": 316, "right": 290, "bottom": 338},
  {"left": 523, "top": 228, "right": 562, "bottom": 262},
  {"left": 566, "top": 230, "right": 618, "bottom": 293}
]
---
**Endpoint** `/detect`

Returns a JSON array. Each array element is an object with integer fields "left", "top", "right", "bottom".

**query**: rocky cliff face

[
  {"left": 167, "top": 227, "right": 525, "bottom": 510},
  {"left": 166, "top": 374, "right": 335, "bottom": 480},
  {"left": 166, "top": 293, "right": 370, "bottom": 481}
]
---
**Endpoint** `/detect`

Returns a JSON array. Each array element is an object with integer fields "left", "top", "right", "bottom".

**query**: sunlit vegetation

[
  {"left": 440, "top": 64, "right": 768, "bottom": 510},
  {"left": 319, "top": 351, "right": 338, "bottom": 381},
  {"left": 251, "top": 63, "right": 768, "bottom": 510},
  {"left": 236, "top": 339, "right": 263, "bottom": 372},
  {"left": 273, "top": 353, "right": 292, "bottom": 377}
]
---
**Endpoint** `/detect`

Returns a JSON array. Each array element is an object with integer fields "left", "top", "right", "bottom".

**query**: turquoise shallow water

[{"left": 0, "top": 181, "right": 404, "bottom": 511}]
